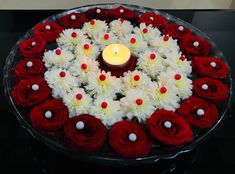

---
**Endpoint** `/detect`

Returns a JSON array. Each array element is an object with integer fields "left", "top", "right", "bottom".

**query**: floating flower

[
  {"left": 85, "top": 71, "right": 121, "bottom": 99},
  {"left": 120, "top": 89, "right": 155, "bottom": 122},
  {"left": 43, "top": 47, "right": 74, "bottom": 68},
  {"left": 62, "top": 88, "right": 92, "bottom": 117},
  {"left": 90, "top": 97, "right": 123, "bottom": 126},
  {"left": 57, "top": 29, "right": 89, "bottom": 51}
]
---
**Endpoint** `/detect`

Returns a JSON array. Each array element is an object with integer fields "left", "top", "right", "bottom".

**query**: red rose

[
  {"left": 162, "top": 24, "right": 191, "bottom": 42},
  {"left": 64, "top": 114, "right": 107, "bottom": 153},
  {"left": 109, "top": 6, "right": 137, "bottom": 21},
  {"left": 180, "top": 34, "right": 212, "bottom": 59},
  {"left": 193, "top": 77, "right": 229, "bottom": 103},
  {"left": 18, "top": 36, "right": 46, "bottom": 58},
  {"left": 146, "top": 109, "right": 193, "bottom": 146},
  {"left": 86, "top": 7, "right": 110, "bottom": 22},
  {"left": 11, "top": 77, "right": 51, "bottom": 107},
  {"left": 34, "top": 21, "right": 63, "bottom": 42},
  {"left": 109, "top": 120, "right": 152, "bottom": 157},
  {"left": 177, "top": 96, "right": 218, "bottom": 129},
  {"left": 13, "top": 58, "right": 46, "bottom": 79},
  {"left": 138, "top": 12, "right": 168, "bottom": 30},
  {"left": 192, "top": 57, "right": 229, "bottom": 79},
  {"left": 59, "top": 12, "right": 87, "bottom": 29},
  {"left": 29, "top": 99, "right": 69, "bottom": 131}
]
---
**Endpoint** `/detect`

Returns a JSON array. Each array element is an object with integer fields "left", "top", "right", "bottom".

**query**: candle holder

[{"left": 98, "top": 53, "right": 137, "bottom": 77}]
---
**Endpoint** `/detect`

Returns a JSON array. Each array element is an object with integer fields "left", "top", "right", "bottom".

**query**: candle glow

[{"left": 102, "top": 44, "right": 131, "bottom": 68}]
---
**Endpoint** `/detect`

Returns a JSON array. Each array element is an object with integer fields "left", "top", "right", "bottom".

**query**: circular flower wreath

[{"left": 11, "top": 6, "right": 230, "bottom": 158}]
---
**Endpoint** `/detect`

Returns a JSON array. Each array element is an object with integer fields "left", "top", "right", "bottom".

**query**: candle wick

[{"left": 114, "top": 47, "right": 118, "bottom": 55}]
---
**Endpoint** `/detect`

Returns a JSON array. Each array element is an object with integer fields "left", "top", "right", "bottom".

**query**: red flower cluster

[
  {"left": 13, "top": 58, "right": 46, "bottom": 79},
  {"left": 192, "top": 57, "right": 229, "bottom": 79},
  {"left": 11, "top": 77, "right": 51, "bottom": 107},
  {"left": 86, "top": 7, "right": 110, "bottom": 21},
  {"left": 64, "top": 114, "right": 107, "bottom": 152},
  {"left": 146, "top": 110, "right": 193, "bottom": 146},
  {"left": 34, "top": 21, "right": 63, "bottom": 42},
  {"left": 19, "top": 36, "right": 46, "bottom": 58},
  {"left": 109, "top": 6, "right": 137, "bottom": 21},
  {"left": 162, "top": 23, "right": 191, "bottom": 41},
  {"left": 180, "top": 34, "right": 212, "bottom": 59},
  {"left": 109, "top": 120, "right": 152, "bottom": 157},
  {"left": 193, "top": 77, "right": 229, "bottom": 103},
  {"left": 178, "top": 97, "right": 218, "bottom": 129},
  {"left": 138, "top": 12, "right": 168, "bottom": 30},
  {"left": 30, "top": 99, "right": 69, "bottom": 131},
  {"left": 59, "top": 12, "right": 87, "bottom": 29}
]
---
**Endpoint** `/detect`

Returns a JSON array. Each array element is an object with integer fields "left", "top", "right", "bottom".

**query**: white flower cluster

[{"left": 43, "top": 19, "right": 193, "bottom": 127}]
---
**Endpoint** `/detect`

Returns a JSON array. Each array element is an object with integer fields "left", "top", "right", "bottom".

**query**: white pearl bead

[
  {"left": 201, "top": 84, "right": 208, "bottom": 90},
  {"left": 178, "top": 26, "right": 184, "bottom": 31},
  {"left": 210, "top": 62, "right": 217, "bottom": 68},
  {"left": 119, "top": 9, "right": 124, "bottom": 13},
  {"left": 70, "top": 15, "right": 76, "bottom": 20},
  {"left": 31, "top": 84, "right": 39, "bottom": 91},
  {"left": 164, "top": 121, "right": 172, "bottom": 129},
  {"left": 196, "top": 109, "right": 205, "bottom": 116},
  {"left": 128, "top": 133, "right": 137, "bottom": 142},
  {"left": 76, "top": 121, "right": 85, "bottom": 130},
  {"left": 31, "top": 41, "right": 36, "bottom": 46},
  {"left": 149, "top": 16, "right": 154, "bottom": 21},
  {"left": 193, "top": 41, "right": 199, "bottom": 47},
  {"left": 44, "top": 111, "right": 52, "bottom": 119},
  {"left": 96, "top": 8, "right": 101, "bottom": 14},
  {"left": 45, "top": 25, "right": 51, "bottom": 30},
  {"left": 26, "top": 61, "right": 33, "bottom": 68}
]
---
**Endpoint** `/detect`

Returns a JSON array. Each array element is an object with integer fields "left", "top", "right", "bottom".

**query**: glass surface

[{"left": 2, "top": 4, "right": 234, "bottom": 166}]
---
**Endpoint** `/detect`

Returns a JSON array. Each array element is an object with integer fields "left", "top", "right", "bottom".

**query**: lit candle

[{"left": 102, "top": 44, "right": 131, "bottom": 69}]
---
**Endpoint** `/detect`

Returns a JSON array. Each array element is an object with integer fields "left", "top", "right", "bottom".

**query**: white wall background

[{"left": 0, "top": 0, "right": 234, "bottom": 9}]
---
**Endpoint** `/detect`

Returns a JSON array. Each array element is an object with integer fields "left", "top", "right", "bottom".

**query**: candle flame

[{"left": 114, "top": 47, "right": 118, "bottom": 55}]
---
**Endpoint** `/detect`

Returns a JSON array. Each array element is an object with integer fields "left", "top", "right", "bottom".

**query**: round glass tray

[{"left": 3, "top": 3, "right": 233, "bottom": 166}]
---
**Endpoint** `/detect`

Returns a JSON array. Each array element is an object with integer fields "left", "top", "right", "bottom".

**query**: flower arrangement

[{"left": 10, "top": 6, "right": 230, "bottom": 158}]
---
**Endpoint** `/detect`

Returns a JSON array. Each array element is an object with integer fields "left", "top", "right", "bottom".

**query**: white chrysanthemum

[
  {"left": 164, "top": 52, "right": 192, "bottom": 75},
  {"left": 133, "top": 23, "right": 161, "bottom": 42},
  {"left": 149, "top": 35, "right": 179, "bottom": 57},
  {"left": 68, "top": 56, "right": 99, "bottom": 84},
  {"left": 121, "top": 33, "right": 148, "bottom": 56},
  {"left": 137, "top": 50, "right": 166, "bottom": 79},
  {"left": 56, "top": 29, "right": 89, "bottom": 51},
  {"left": 44, "top": 68, "right": 78, "bottom": 98},
  {"left": 120, "top": 89, "right": 155, "bottom": 122},
  {"left": 121, "top": 70, "right": 153, "bottom": 94},
  {"left": 109, "top": 19, "right": 133, "bottom": 37},
  {"left": 62, "top": 87, "right": 92, "bottom": 117},
  {"left": 92, "top": 32, "right": 118, "bottom": 49},
  {"left": 158, "top": 69, "right": 192, "bottom": 100},
  {"left": 85, "top": 71, "right": 121, "bottom": 99},
  {"left": 149, "top": 82, "right": 180, "bottom": 111},
  {"left": 83, "top": 20, "right": 108, "bottom": 38},
  {"left": 90, "top": 97, "right": 123, "bottom": 126},
  {"left": 75, "top": 42, "right": 100, "bottom": 60},
  {"left": 43, "top": 48, "right": 74, "bottom": 69}
]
